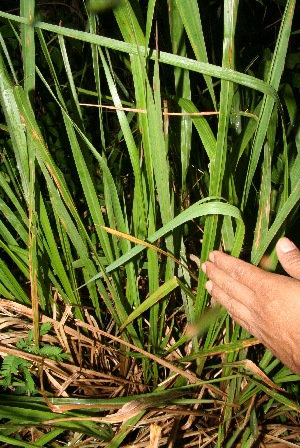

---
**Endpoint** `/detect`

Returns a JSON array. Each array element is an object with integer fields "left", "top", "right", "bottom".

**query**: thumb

[{"left": 276, "top": 237, "right": 300, "bottom": 280}]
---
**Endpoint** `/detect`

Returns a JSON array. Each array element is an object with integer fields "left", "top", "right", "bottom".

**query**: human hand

[{"left": 201, "top": 237, "right": 300, "bottom": 375}]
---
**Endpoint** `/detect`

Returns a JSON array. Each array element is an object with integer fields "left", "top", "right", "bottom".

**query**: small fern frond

[
  {"left": 39, "top": 345, "right": 70, "bottom": 361},
  {"left": 0, "top": 355, "right": 32, "bottom": 390},
  {"left": 40, "top": 322, "right": 52, "bottom": 336}
]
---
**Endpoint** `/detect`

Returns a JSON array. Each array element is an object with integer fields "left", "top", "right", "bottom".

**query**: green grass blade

[
  {"left": 241, "top": 0, "right": 296, "bottom": 209},
  {"left": 0, "top": 435, "right": 40, "bottom": 448},
  {"left": 20, "top": 0, "right": 35, "bottom": 101},
  {"left": 0, "top": 258, "right": 30, "bottom": 303},
  {"left": 174, "top": 0, "right": 216, "bottom": 108},
  {"left": 114, "top": 0, "right": 145, "bottom": 44},
  {"left": 88, "top": 13, "right": 106, "bottom": 150},
  {"left": 0, "top": 197, "right": 28, "bottom": 244},
  {"left": 98, "top": 46, "right": 147, "bottom": 239},
  {"left": 147, "top": 54, "right": 174, "bottom": 254},
  {"left": 83, "top": 199, "right": 245, "bottom": 285},
  {"left": 169, "top": 0, "right": 193, "bottom": 192},
  {"left": 176, "top": 97, "right": 216, "bottom": 161},
  {"left": 0, "top": 13, "right": 282, "bottom": 100},
  {"left": 0, "top": 52, "right": 29, "bottom": 200},
  {"left": 196, "top": 0, "right": 240, "bottom": 318},
  {"left": 144, "top": 0, "right": 155, "bottom": 51},
  {"left": 119, "top": 277, "right": 179, "bottom": 332},
  {"left": 253, "top": 143, "right": 272, "bottom": 253},
  {"left": 251, "top": 178, "right": 300, "bottom": 265},
  {"left": 21, "top": 0, "right": 39, "bottom": 339},
  {"left": 39, "top": 195, "right": 80, "bottom": 307}
]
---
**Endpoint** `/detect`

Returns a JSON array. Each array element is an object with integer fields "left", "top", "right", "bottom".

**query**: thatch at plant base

[{"left": 1, "top": 298, "right": 300, "bottom": 446}]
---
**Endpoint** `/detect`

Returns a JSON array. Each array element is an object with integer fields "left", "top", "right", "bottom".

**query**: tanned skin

[{"left": 201, "top": 237, "right": 300, "bottom": 375}]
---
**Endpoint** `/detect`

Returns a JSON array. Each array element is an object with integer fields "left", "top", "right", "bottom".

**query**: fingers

[
  {"left": 201, "top": 251, "right": 270, "bottom": 330},
  {"left": 276, "top": 237, "right": 300, "bottom": 280},
  {"left": 201, "top": 241, "right": 300, "bottom": 376},
  {"left": 205, "top": 279, "right": 255, "bottom": 331},
  {"left": 204, "top": 251, "right": 267, "bottom": 289},
  {"left": 203, "top": 261, "right": 255, "bottom": 304}
]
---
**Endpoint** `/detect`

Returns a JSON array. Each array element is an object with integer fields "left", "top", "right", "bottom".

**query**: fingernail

[
  {"left": 201, "top": 262, "right": 206, "bottom": 274},
  {"left": 208, "top": 252, "right": 215, "bottom": 262},
  {"left": 206, "top": 280, "right": 212, "bottom": 294},
  {"left": 277, "top": 237, "right": 297, "bottom": 253}
]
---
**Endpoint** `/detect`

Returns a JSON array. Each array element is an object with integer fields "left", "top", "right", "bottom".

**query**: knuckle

[
  {"left": 221, "top": 278, "right": 234, "bottom": 295},
  {"left": 244, "top": 323, "right": 258, "bottom": 338},
  {"left": 284, "top": 252, "right": 300, "bottom": 267},
  {"left": 231, "top": 263, "right": 248, "bottom": 280},
  {"left": 226, "top": 298, "right": 237, "bottom": 317}
]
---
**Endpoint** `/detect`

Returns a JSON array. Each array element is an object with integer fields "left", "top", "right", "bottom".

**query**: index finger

[{"left": 207, "top": 251, "right": 268, "bottom": 289}]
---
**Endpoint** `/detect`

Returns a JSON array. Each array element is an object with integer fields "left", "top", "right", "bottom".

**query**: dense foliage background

[{"left": 0, "top": 0, "right": 300, "bottom": 446}]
